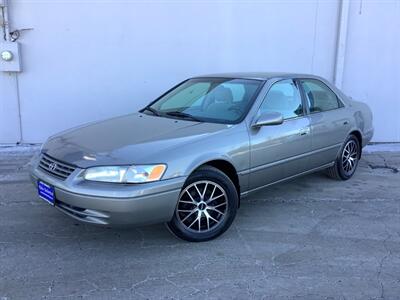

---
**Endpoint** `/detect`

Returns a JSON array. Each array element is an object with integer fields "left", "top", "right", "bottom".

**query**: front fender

[
  {"left": 183, "top": 153, "right": 238, "bottom": 177},
  {"left": 158, "top": 123, "right": 250, "bottom": 191}
]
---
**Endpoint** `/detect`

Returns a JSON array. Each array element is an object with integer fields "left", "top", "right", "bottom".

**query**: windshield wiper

[
  {"left": 165, "top": 111, "right": 203, "bottom": 122},
  {"left": 142, "top": 106, "right": 161, "bottom": 116}
]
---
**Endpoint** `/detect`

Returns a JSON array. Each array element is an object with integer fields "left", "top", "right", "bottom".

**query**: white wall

[
  {"left": 0, "top": 71, "right": 21, "bottom": 142},
  {"left": 0, "top": 0, "right": 398, "bottom": 143},
  {"left": 342, "top": 0, "right": 400, "bottom": 142}
]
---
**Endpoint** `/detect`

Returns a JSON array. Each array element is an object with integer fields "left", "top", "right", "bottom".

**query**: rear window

[{"left": 299, "top": 79, "right": 342, "bottom": 113}]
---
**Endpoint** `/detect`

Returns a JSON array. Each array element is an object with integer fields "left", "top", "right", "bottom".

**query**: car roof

[{"left": 192, "top": 72, "right": 322, "bottom": 81}]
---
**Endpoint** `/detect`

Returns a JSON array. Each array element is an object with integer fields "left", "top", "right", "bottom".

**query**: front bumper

[{"left": 29, "top": 155, "right": 186, "bottom": 226}]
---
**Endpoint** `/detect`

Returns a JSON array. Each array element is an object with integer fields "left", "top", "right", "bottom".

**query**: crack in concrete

[
  {"left": 375, "top": 221, "right": 394, "bottom": 300},
  {"left": 0, "top": 200, "right": 38, "bottom": 207},
  {"left": 234, "top": 224, "right": 269, "bottom": 282},
  {"left": 368, "top": 164, "right": 399, "bottom": 173},
  {"left": 367, "top": 154, "right": 399, "bottom": 173}
]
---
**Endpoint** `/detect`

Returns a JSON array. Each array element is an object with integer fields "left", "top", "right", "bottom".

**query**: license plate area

[{"left": 38, "top": 181, "right": 55, "bottom": 205}]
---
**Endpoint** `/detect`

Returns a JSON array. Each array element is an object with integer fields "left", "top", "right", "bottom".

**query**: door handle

[{"left": 299, "top": 128, "right": 310, "bottom": 136}]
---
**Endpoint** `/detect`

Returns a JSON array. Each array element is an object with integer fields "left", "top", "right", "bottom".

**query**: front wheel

[
  {"left": 167, "top": 166, "right": 238, "bottom": 242},
  {"left": 326, "top": 134, "right": 360, "bottom": 180}
]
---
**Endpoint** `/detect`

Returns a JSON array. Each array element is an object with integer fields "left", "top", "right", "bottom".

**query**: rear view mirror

[{"left": 252, "top": 112, "right": 283, "bottom": 127}]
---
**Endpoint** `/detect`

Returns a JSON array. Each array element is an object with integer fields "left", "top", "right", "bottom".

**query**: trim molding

[
  {"left": 238, "top": 143, "right": 342, "bottom": 176},
  {"left": 240, "top": 162, "right": 335, "bottom": 196}
]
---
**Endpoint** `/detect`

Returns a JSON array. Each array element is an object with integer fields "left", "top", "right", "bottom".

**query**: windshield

[{"left": 145, "top": 78, "right": 263, "bottom": 124}]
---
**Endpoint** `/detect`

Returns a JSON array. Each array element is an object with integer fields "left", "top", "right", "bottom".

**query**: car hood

[{"left": 43, "top": 113, "right": 229, "bottom": 168}]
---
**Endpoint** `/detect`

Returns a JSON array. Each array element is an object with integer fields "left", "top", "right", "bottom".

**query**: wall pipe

[
  {"left": 334, "top": 0, "right": 350, "bottom": 89},
  {"left": 1, "top": 0, "right": 11, "bottom": 41}
]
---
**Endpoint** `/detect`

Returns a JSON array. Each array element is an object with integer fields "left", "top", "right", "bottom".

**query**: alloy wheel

[
  {"left": 341, "top": 140, "right": 358, "bottom": 175},
  {"left": 176, "top": 180, "right": 228, "bottom": 233}
]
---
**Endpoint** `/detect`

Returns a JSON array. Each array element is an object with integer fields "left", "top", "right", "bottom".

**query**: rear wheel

[
  {"left": 326, "top": 134, "right": 360, "bottom": 180},
  {"left": 167, "top": 166, "right": 238, "bottom": 242}
]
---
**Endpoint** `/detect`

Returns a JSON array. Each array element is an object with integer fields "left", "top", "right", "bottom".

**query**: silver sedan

[{"left": 30, "top": 73, "right": 374, "bottom": 241}]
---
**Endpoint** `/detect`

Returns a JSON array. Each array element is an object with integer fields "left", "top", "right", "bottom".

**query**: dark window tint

[
  {"left": 300, "top": 79, "right": 342, "bottom": 113},
  {"left": 259, "top": 79, "right": 303, "bottom": 119}
]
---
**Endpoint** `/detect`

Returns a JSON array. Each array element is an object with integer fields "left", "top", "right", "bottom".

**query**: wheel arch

[
  {"left": 349, "top": 130, "right": 363, "bottom": 158},
  {"left": 188, "top": 158, "right": 241, "bottom": 205}
]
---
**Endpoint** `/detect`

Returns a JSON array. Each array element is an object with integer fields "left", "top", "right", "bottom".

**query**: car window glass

[
  {"left": 160, "top": 82, "right": 211, "bottom": 110},
  {"left": 259, "top": 79, "right": 303, "bottom": 119},
  {"left": 150, "top": 78, "right": 262, "bottom": 124},
  {"left": 221, "top": 83, "right": 245, "bottom": 102},
  {"left": 300, "top": 79, "right": 341, "bottom": 112}
]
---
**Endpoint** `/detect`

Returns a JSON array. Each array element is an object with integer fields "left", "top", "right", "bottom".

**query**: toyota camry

[{"left": 30, "top": 73, "right": 374, "bottom": 241}]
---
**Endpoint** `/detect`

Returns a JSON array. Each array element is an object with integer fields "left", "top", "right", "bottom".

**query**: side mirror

[{"left": 252, "top": 112, "right": 284, "bottom": 128}]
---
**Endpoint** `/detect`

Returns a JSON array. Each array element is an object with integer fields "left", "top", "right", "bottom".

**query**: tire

[
  {"left": 326, "top": 134, "right": 360, "bottom": 180},
  {"left": 167, "top": 166, "right": 239, "bottom": 242}
]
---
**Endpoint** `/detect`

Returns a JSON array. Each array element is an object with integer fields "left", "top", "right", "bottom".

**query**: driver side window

[{"left": 259, "top": 79, "right": 303, "bottom": 120}]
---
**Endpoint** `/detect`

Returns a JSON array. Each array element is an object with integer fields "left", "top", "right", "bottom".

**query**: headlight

[{"left": 83, "top": 164, "right": 166, "bottom": 183}]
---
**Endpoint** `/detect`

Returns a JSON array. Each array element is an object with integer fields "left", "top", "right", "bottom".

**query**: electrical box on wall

[{"left": 0, "top": 42, "right": 21, "bottom": 72}]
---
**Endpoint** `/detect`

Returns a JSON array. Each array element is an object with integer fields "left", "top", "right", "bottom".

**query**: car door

[
  {"left": 248, "top": 79, "right": 312, "bottom": 191},
  {"left": 297, "top": 79, "right": 351, "bottom": 169}
]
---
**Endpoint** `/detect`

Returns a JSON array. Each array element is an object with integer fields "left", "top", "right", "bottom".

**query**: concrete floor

[{"left": 0, "top": 148, "right": 399, "bottom": 299}]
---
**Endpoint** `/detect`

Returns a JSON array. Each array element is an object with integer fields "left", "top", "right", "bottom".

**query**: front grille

[{"left": 38, "top": 153, "right": 76, "bottom": 180}]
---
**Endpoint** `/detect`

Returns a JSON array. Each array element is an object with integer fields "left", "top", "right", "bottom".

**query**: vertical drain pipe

[
  {"left": 334, "top": 0, "right": 350, "bottom": 89},
  {"left": 1, "top": 0, "right": 11, "bottom": 41}
]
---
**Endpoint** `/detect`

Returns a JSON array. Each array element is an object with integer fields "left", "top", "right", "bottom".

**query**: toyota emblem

[{"left": 48, "top": 162, "right": 57, "bottom": 171}]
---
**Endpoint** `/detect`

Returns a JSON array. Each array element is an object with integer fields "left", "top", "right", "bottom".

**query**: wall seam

[
  {"left": 310, "top": 0, "right": 319, "bottom": 74},
  {"left": 15, "top": 73, "right": 23, "bottom": 143}
]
